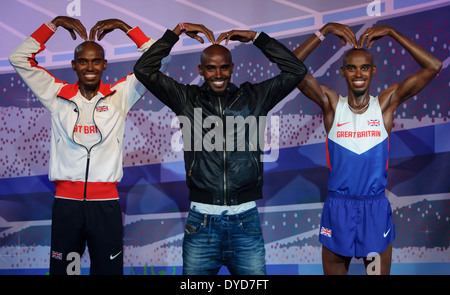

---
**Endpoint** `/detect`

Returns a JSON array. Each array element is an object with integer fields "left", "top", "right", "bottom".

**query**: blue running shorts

[{"left": 319, "top": 191, "right": 395, "bottom": 258}]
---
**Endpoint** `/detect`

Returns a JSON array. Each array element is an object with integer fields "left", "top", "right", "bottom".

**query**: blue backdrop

[{"left": 0, "top": 0, "right": 449, "bottom": 275}]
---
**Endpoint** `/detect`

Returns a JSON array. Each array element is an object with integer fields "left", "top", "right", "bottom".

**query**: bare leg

[{"left": 322, "top": 245, "right": 352, "bottom": 275}]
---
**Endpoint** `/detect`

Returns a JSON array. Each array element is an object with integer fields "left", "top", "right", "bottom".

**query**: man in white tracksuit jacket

[{"left": 9, "top": 16, "right": 154, "bottom": 274}]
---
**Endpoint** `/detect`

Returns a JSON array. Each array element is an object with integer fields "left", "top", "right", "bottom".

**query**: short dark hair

[
  {"left": 342, "top": 48, "right": 373, "bottom": 66},
  {"left": 200, "top": 44, "right": 232, "bottom": 65},
  {"left": 74, "top": 41, "right": 105, "bottom": 60}
]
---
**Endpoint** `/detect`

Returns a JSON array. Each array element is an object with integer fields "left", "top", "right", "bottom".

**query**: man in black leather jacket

[{"left": 134, "top": 23, "right": 306, "bottom": 275}]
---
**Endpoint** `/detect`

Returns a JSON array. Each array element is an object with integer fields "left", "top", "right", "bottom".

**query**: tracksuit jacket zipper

[{"left": 68, "top": 98, "right": 103, "bottom": 200}]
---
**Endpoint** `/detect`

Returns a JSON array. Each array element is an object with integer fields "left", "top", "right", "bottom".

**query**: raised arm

[
  {"left": 133, "top": 23, "right": 215, "bottom": 114},
  {"left": 172, "top": 22, "right": 215, "bottom": 44},
  {"left": 52, "top": 16, "right": 88, "bottom": 41},
  {"left": 89, "top": 18, "right": 154, "bottom": 52},
  {"left": 359, "top": 25, "right": 443, "bottom": 116},
  {"left": 8, "top": 17, "right": 87, "bottom": 111},
  {"left": 297, "top": 75, "right": 337, "bottom": 133},
  {"left": 293, "top": 23, "right": 355, "bottom": 130},
  {"left": 88, "top": 18, "right": 155, "bottom": 112},
  {"left": 216, "top": 28, "right": 307, "bottom": 111},
  {"left": 215, "top": 29, "right": 257, "bottom": 45},
  {"left": 293, "top": 22, "right": 357, "bottom": 62},
  {"left": 89, "top": 18, "right": 131, "bottom": 41}
]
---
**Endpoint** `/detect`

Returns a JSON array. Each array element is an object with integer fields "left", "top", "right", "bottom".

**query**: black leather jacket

[{"left": 134, "top": 29, "right": 306, "bottom": 205}]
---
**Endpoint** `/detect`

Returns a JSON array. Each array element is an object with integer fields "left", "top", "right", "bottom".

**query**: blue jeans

[{"left": 182, "top": 206, "right": 266, "bottom": 275}]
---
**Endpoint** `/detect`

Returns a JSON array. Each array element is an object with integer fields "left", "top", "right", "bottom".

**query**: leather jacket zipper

[
  {"left": 188, "top": 150, "right": 196, "bottom": 177},
  {"left": 228, "top": 92, "right": 242, "bottom": 109},
  {"left": 218, "top": 95, "right": 227, "bottom": 205},
  {"left": 250, "top": 142, "right": 262, "bottom": 182},
  {"left": 216, "top": 92, "right": 242, "bottom": 205}
]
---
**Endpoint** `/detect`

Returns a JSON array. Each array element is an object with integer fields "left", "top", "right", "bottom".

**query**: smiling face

[
  {"left": 340, "top": 49, "right": 376, "bottom": 98},
  {"left": 198, "top": 44, "right": 234, "bottom": 94},
  {"left": 71, "top": 42, "right": 107, "bottom": 95}
]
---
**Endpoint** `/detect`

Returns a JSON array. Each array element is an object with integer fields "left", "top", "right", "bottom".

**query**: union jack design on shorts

[
  {"left": 320, "top": 226, "right": 332, "bottom": 237},
  {"left": 51, "top": 250, "right": 63, "bottom": 260}
]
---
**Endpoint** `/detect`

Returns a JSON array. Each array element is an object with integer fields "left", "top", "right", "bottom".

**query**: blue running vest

[{"left": 326, "top": 96, "right": 389, "bottom": 196}]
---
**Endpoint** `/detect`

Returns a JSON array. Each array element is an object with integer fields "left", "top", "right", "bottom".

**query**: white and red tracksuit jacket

[{"left": 9, "top": 23, "right": 154, "bottom": 201}]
